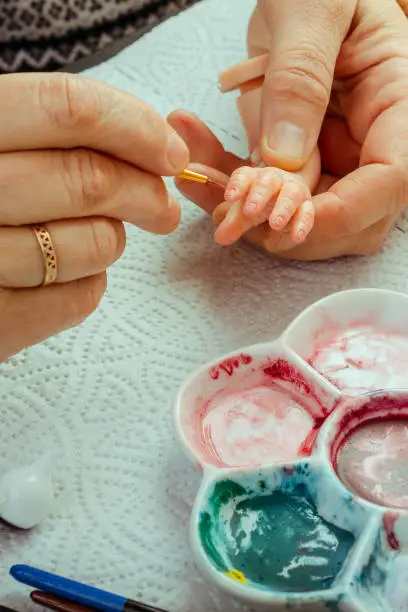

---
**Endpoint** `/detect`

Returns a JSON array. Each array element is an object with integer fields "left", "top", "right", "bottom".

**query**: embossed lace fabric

[{"left": 1, "top": 1, "right": 408, "bottom": 611}]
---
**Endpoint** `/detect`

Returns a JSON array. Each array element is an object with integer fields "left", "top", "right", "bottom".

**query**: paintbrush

[
  {"left": 10, "top": 566, "right": 168, "bottom": 612},
  {"left": 176, "top": 169, "right": 218, "bottom": 186}
]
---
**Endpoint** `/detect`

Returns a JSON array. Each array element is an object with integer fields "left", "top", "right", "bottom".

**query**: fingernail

[
  {"left": 166, "top": 129, "right": 189, "bottom": 173},
  {"left": 225, "top": 187, "right": 239, "bottom": 200},
  {"left": 294, "top": 229, "right": 306, "bottom": 243},
  {"left": 244, "top": 200, "right": 260, "bottom": 214},
  {"left": 271, "top": 215, "right": 285, "bottom": 229},
  {"left": 267, "top": 122, "right": 306, "bottom": 160}
]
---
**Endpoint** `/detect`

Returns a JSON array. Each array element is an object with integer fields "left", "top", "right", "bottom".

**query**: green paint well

[
  {"left": 199, "top": 480, "right": 247, "bottom": 573},
  {"left": 209, "top": 479, "right": 247, "bottom": 512},
  {"left": 199, "top": 481, "right": 355, "bottom": 593}
]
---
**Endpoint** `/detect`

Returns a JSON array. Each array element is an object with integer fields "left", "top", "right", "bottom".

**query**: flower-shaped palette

[{"left": 174, "top": 289, "right": 408, "bottom": 611}]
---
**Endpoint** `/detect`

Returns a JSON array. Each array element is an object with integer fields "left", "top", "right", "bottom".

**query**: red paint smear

[
  {"left": 298, "top": 418, "right": 324, "bottom": 455},
  {"left": 345, "top": 358, "right": 363, "bottom": 369},
  {"left": 209, "top": 354, "right": 253, "bottom": 380},
  {"left": 383, "top": 512, "right": 400, "bottom": 551},
  {"left": 263, "top": 358, "right": 331, "bottom": 416},
  {"left": 263, "top": 359, "right": 313, "bottom": 394}
]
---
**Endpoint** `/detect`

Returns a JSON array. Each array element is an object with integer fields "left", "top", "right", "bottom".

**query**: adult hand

[
  {"left": 0, "top": 72, "right": 188, "bottom": 362},
  {"left": 171, "top": 0, "right": 408, "bottom": 260},
  {"left": 253, "top": 0, "right": 356, "bottom": 170}
]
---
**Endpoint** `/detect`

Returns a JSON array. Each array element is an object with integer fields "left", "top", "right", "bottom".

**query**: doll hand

[{"left": 213, "top": 165, "right": 314, "bottom": 246}]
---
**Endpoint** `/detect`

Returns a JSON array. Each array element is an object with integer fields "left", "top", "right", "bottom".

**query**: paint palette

[{"left": 174, "top": 289, "right": 408, "bottom": 611}]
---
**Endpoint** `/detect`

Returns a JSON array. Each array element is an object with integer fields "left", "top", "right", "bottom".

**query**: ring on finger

[{"left": 32, "top": 225, "right": 58, "bottom": 286}]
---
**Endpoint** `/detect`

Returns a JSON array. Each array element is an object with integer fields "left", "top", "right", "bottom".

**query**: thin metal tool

[{"left": 176, "top": 169, "right": 215, "bottom": 185}]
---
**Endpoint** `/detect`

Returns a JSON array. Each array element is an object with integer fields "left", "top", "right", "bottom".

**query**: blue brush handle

[{"left": 10, "top": 566, "right": 126, "bottom": 612}]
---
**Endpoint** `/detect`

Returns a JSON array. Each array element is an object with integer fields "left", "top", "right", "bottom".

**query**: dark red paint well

[{"left": 330, "top": 393, "right": 408, "bottom": 467}]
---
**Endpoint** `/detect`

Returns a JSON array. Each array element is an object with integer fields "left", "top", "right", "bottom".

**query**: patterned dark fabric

[{"left": 0, "top": 0, "right": 202, "bottom": 73}]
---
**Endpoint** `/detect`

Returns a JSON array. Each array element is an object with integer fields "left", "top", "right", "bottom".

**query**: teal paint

[
  {"left": 200, "top": 481, "right": 355, "bottom": 593},
  {"left": 199, "top": 480, "right": 247, "bottom": 573},
  {"left": 199, "top": 511, "right": 227, "bottom": 572},
  {"left": 324, "top": 601, "right": 343, "bottom": 611},
  {"left": 208, "top": 479, "right": 247, "bottom": 512}
]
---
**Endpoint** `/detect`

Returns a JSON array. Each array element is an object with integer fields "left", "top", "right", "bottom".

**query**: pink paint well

[
  {"left": 191, "top": 360, "right": 323, "bottom": 468},
  {"left": 335, "top": 413, "right": 408, "bottom": 509},
  {"left": 201, "top": 385, "right": 314, "bottom": 467},
  {"left": 309, "top": 324, "right": 408, "bottom": 394}
]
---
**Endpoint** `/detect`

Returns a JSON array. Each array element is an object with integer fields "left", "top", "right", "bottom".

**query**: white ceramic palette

[{"left": 174, "top": 289, "right": 408, "bottom": 611}]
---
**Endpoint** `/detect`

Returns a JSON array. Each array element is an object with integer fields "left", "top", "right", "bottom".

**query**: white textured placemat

[{"left": 1, "top": 1, "right": 408, "bottom": 611}]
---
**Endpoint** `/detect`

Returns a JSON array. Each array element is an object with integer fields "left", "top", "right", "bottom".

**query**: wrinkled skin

[
  {"left": 0, "top": 73, "right": 188, "bottom": 361},
  {"left": 170, "top": 0, "right": 408, "bottom": 260}
]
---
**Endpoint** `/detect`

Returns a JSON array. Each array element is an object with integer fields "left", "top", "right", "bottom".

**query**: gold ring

[{"left": 33, "top": 225, "right": 58, "bottom": 286}]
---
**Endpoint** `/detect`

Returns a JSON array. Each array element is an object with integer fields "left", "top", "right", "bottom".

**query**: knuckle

[
  {"left": 325, "top": 0, "right": 348, "bottom": 24},
  {"left": 36, "top": 73, "right": 103, "bottom": 132},
  {"left": 61, "top": 149, "right": 118, "bottom": 214},
  {"left": 87, "top": 219, "right": 124, "bottom": 269},
  {"left": 271, "top": 50, "right": 331, "bottom": 110}
]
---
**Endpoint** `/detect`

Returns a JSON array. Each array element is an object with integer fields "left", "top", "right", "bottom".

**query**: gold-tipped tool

[{"left": 176, "top": 169, "right": 213, "bottom": 184}]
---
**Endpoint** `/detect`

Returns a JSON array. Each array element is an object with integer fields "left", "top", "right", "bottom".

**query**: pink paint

[
  {"left": 309, "top": 323, "right": 408, "bottom": 394},
  {"left": 263, "top": 358, "right": 332, "bottom": 416},
  {"left": 187, "top": 359, "right": 329, "bottom": 468},
  {"left": 200, "top": 384, "right": 314, "bottom": 468},
  {"left": 298, "top": 420, "right": 324, "bottom": 455},
  {"left": 209, "top": 354, "right": 253, "bottom": 380},
  {"left": 335, "top": 414, "right": 408, "bottom": 509}
]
